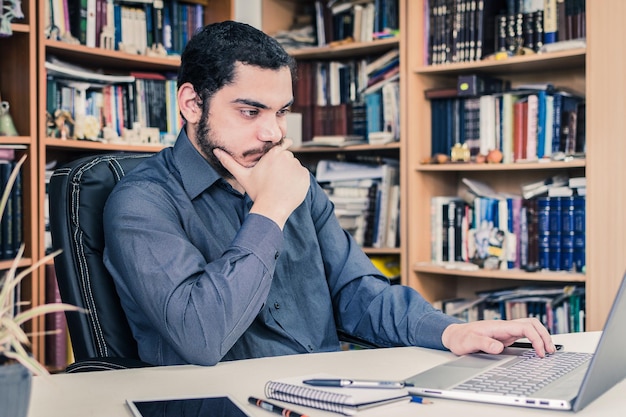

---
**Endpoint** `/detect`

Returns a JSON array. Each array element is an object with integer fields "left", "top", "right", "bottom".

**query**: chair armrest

[
  {"left": 65, "top": 357, "right": 153, "bottom": 373},
  {"left": 337, "top": 330, "right": 381, "bottom": 349}
]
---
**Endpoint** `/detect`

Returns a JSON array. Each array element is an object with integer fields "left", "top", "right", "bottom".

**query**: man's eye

[
  {"left": 241, "top": 109, "right": 258, "bottom": 117},
  {"left": 278, "top": 108, "right": 291, "bottom": 116}
]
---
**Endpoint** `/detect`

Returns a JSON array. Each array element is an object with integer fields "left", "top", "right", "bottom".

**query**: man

[{"left": 103, "top": 21, "right": 555, "bottom": 367}]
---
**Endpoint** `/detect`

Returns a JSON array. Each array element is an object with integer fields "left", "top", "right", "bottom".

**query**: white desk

[{"left": 28, "top": 332, "right": 625, "bottom": 416}]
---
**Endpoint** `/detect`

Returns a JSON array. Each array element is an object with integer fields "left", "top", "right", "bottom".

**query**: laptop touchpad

[{"left": 407, "top": 355, "right": 509, "bottom": 390}]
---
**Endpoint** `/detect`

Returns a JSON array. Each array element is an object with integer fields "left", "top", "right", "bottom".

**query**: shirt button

[
  {"left": 308, "top": 345, "right": 314, "bottom": 351},
  {"left": 274, "top": 302, "right": 280, "bottom": 309},
  {"left": 274, "top": 251, "right": 279, "bottom": 259}
]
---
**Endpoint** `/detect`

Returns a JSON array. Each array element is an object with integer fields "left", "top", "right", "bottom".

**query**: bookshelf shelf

[
  {"left": 44, "top": 138, "right": 165, "bottom": 153},
  {"left": 413, "top": 264, "right": 586, "bottom": 283},
  {"left": 364, "top": 247, "right": 402, "bottom": 256},
  {"left": 293, "top": 142, "right": 401, "bottom": 153},
  {"left": 414, "top": 48, "right": 586, "bottom": 76},
  {"left": 289, "top": 37, "right": 399, "bottom": 60},
  {"left": 417, "top": 160, "right": 586, "bottom": 172},
  {"left": 0, "top": 137, "right": 32, "bottom": 146},
  {"left": 0, "top": 258, "right": 32, "bottom": 270},
  {"left": 45, "top": 40, "right": 181, "bottom": 71},
  {"left": 10, "top": 23, "right": 30, "bottom": 33}
]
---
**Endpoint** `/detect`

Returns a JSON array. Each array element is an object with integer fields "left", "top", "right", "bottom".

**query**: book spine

[
  {"left": 0, "top": 162, "right": 14, "bottom": 259},
  {"left": 45, "top": 263, "right": 68, "bottom": 369},
  {"left": 11, "top": 165, "right": 22, "bottom": 256}
]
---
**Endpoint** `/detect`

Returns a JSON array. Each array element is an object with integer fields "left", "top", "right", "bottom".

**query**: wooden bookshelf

[
  {"left": 31, "top": 0, "right": 233, "bottom": 367},
  {"left": 7, "top": 0, "right": 406, "bottom": 367},
  {"left": 0, "top": 0, "right": 41, "bottom": 359},
  {"left": 404, "top": 0, "right": 626, "bottom": 332}
]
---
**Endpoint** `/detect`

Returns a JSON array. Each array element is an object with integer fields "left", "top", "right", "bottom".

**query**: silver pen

[{"left": 302, "top": 378, "right": 409, "bottom": 389}]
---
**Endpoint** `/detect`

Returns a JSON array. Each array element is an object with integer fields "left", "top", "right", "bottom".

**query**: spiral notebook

[{"left": 264, "top": 374, "right": 409, "bottom": 415}]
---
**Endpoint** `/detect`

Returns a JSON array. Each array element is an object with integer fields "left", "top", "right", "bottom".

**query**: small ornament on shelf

[
  {"left": 0, "top": 100, "right": 18, "bottom": 136},
  {"left": 0, "top": 0, "right": 23, "bottom": 37}
]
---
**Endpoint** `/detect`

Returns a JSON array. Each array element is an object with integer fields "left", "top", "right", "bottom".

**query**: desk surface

[{"left": 29, "top": 332, "right": 625, "bottom": 417}]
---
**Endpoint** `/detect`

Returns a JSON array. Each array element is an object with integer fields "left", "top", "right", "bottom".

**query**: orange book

[{"left": 513, "top": 98, "right": 528, "bottom": 161}]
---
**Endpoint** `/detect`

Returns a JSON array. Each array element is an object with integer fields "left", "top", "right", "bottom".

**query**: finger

[
  {"left": 477, "top": 336, "right": 504, "bottom": 355},
  {"left": 213, "top": 148, "right": 246, "bottom": 179},
  {"left": 281, "top": 137, "right": 294, "bottom": 149},
  {"left": 527, "top": 319, "right": 556, "bottom": 356}
]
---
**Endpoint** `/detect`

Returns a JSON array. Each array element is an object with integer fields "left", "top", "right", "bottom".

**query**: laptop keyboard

[{"left": 453, "top": 350, "right": 593, "bottom": 396}]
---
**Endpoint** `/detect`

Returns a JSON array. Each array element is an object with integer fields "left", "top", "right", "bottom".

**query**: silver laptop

[{"left": 405, "top": 272, "right": 626, "bottom": 411}]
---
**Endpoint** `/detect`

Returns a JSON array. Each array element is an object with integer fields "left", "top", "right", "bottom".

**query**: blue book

[
  {"left": 113, "top": 4, "right": 122, "bottom": 51},
  {"left": 11, "top": 163, "right": 22, "bottom": 256},
  {"left": 0, "top": 162, "right": 13, "bottom": 259},
  {"left": 365, "top": 91, "right": 383, "bottom": 139},
  {"left": 536, "top": 90, "right": 547, "bottom": 158},
  {"left": 145, "top": 4, "right": 154, "bottom": 48},
  {"left": 162, "top": 2, "right": 172, "bottom": 52}
]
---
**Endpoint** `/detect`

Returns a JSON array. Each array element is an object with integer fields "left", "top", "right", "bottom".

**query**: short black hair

[{"left": 177, "top": 20, "right": 296, "bottom": 105}]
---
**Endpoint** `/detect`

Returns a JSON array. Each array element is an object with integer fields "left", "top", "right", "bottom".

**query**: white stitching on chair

[{"left": 69, "top": 154, "right": 149, "bottom": 357}]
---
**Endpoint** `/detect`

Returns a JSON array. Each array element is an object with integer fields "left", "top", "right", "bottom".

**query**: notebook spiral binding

[{"left": 264, "top": 381, "right": 353, "bottom": 414}]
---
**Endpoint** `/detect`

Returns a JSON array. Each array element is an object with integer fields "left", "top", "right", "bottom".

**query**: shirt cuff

[
  {"left": 232, "top": 213, "right": 284, "bottom": 267},
  {"left": 415, "top": 310, "right": 464, "bottom": 350}
]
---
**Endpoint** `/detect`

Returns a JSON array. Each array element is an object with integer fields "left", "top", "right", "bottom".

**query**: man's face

[{"left": 195, "top": 63, "right": 294, "bottom": 178}]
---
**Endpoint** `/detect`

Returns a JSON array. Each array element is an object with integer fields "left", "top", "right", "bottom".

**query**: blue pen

[{"left": 410, "top": 395, "right": 433, "bottom": 405}]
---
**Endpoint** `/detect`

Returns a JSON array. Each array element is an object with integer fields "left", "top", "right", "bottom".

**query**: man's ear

[{"left": 178, "top": 82, "right": 202, "bottom": 124}]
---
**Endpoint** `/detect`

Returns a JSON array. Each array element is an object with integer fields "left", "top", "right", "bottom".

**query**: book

[
  {"left": 264, "top": 374, "right": 409, "bottom": 415},
  {"left": 44, "top": 263, "right": 68, "bottom": 369},
  {"left": 305, "top": 135, "right": 366, "bottom": 147}
]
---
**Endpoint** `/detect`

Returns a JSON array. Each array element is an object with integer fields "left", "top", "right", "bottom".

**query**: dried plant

[{"left": 0, "top": 155, "right": 81, "bottom": 375}]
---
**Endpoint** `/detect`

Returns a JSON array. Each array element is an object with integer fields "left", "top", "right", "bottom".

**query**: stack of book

[
  {"left": 427, "top": 83, "right": 585, "bottom": 162},
  {"left": 292, "top": 50, "right": 400, "bottom": 146},
  {"left": 314, "top": 0, "right": 400, "bottom": 46},
  {"left": 430, "top": 176, "right": 586, "bottom": 273},
  {"left": 426, "top": 0, "right": 587, "bottom": 66},
  {"left": 45, "top": 58, "right": 181, "bottom": 143},
  {"left": 316, "top": 159, "right": 400, "bottom": 249},
  {"left": 435, "top": 284, "right": 586, "bottom": 334},
  {"left": 50, "top": 0, "right": 204, "bottom": 55}
]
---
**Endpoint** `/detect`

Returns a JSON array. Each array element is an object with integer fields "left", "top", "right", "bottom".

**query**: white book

[
  {"left": 328, "top": 61, "right": 344, "bottom": 106},
  {"left": 501, "top": 93, "right": 518, "bottom": 163},
  {"left": 479, "top": 95, "right": 496, "bottom": 155},
  {"left": 373, "top": 164, "right": 399, "bottom": 248},
  {"left": 365, "top": 49, "right": 400, "bottom": 75},
  {"left": 352, "top": 4, "right": 363, "bottom": 42},
  {"left": 86, "top": 0, "right": 97, "bottom": 47},
  {"left": 381, "top": 81, "right": 400, "bottom": 141},
  {"left": 385, "top": 184, "right": 400, "bottom": 248},
  {"left": 526, "top": 94, "right": 538, "bottom": 160},
  {"left": 361, "top": 2, "right": 375, "bottom": 43}
]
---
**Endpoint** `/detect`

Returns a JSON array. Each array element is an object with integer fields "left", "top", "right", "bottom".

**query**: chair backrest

[{"left": 48, "top": 152, "right": 153, "bottom": 362}]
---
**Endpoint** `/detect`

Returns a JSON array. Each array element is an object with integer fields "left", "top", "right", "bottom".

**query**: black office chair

[
  {"left": 48, "top": 152, "right": 155, "bottom": 372},
  {"left": 48, "top": 153, "right": 380, "bottom": 373}
]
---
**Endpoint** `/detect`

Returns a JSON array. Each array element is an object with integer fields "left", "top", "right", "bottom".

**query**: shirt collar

[{"left": 173, "top": 127, "right": 223, "bottom": 200}]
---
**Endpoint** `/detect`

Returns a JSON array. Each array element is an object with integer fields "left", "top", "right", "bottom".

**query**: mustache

[{"left": 241, "top": 137, "right": 286, "bottom": 158}]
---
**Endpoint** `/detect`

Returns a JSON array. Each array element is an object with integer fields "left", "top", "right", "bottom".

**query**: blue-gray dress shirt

[{"left": 103, "top": 129, "right": 461, "bottom": 366}]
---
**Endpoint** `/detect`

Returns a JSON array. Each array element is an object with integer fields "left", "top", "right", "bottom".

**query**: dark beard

[
  {"left": 195, "top": 110, "right": 285, "bottom": 180},
  {"left": 196, "top": 110, "right": 234, "bottom": 179}
]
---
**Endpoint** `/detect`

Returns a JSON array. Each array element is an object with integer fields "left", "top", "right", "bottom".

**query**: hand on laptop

[{"left": 441, "top": 318, "right": 557, "bottom": 357}]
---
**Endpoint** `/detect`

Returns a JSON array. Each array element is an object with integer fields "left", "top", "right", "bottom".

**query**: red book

[{"left": 513, "top": 99, "right": 528, "bottom": 161}]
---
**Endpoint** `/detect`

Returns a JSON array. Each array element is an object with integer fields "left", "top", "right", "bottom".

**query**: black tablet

[{"left": 126, "top": 396, "right": 252, "bottom": 417}]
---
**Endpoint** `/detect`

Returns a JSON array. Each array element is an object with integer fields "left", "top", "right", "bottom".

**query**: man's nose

[{"left": 258, "top": 116, "right": 283, "bottom": 143}]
